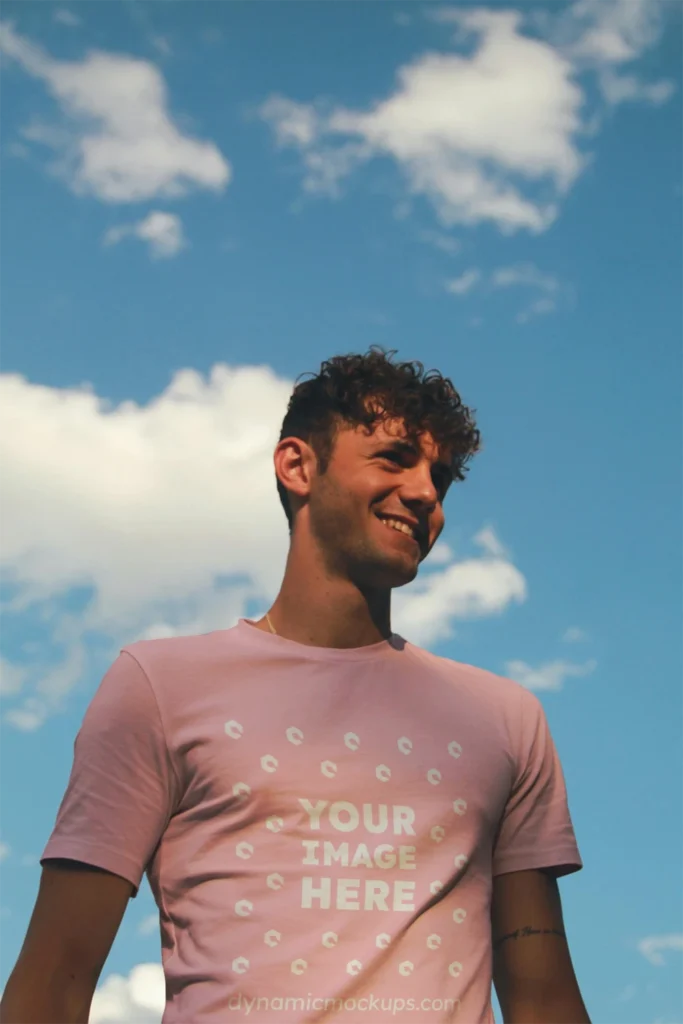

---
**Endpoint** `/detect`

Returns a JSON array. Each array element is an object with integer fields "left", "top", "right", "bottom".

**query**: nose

[{"left": 402, "top": 462, "right": 440, "bottom": 510}]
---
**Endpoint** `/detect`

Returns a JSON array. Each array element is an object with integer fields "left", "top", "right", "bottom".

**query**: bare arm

[
  {"left": 0, "top": 860, "right": 134, "bottom": 1024},
  {"left": 491, "top": 868, "right": 591, "bottom": 1024}
]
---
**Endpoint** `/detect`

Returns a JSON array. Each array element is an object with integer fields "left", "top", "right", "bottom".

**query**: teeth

[{"left": 379, "top": 517, "right": 415, "bottom": 538}]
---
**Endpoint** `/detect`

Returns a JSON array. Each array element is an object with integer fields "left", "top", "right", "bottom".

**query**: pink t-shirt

[{"left": 42, "top": 619, "right": 582, "bottom": 1023}]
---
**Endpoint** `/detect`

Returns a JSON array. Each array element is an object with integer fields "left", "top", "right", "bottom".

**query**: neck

[{"left": 254, "top": 536, "right": 393, "bottom": 649}]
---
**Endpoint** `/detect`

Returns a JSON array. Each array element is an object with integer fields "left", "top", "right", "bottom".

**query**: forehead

[{"left": 342, "top": 415, "right": 447, "bottom": 461}]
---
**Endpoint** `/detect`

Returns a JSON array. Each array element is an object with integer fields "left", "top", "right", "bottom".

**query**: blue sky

[{"left": 0, "top": 1, "right": 681, "bottom": 1021}]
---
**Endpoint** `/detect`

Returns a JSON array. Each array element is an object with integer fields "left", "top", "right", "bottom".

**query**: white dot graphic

[
  {"left": 232, "top": 956, "right": 249, "bottom": 974},
  {"left": 344, "top": 732, "right": 360, "bottom": 751},
  {"left": 397, "top": 736, "right": 412, "bottom": 754},
  {"left": 398, "top": 961, "right": 414, "bottom": 976},
  {"left": 453, "top": 907, "right": 467, "bottom": 924},
  {"left": 376, "top": 764, "right": 391, "bottom": 782},
  {"left": 260, "top": 754, "right": 278, "bottom": 773},
  {"left": 224, "top": 720, "right": 244, "bottom": 739},
  {"left": 448, "top": 740, "right": 462, "bottom": 759},
  {"left": 427, "top": 769, "right": 442, "bottom": 785}
]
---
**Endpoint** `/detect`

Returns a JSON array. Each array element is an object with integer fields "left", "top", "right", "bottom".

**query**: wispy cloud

[
  {"left": 0, "top": 841, "right": 10, "bottom": 862},
  {"left": 445, "top": 268, "right": 480, "bottom": 295},
  {"left": 104, "top": 211, "right": 186, "bottom": 259},
  {"left": 558, "top": 0, "right": 676, "bottom": 107},
  {"left": 492, "top": 262, "right": 561, "bottom": 322},
  {"left": 504, "top": 657, "right": 597, "bottom": 691},
  {"left": 53, "top": 9, "right": 81, "bottom": 28},
  {"left": 562, "top": 626, "right": 588, "bottom": 643},
  {"left": 638, "top": 933, "right": 683, "bottom": 967},
  {"left": 138, "top": 913, "right": 159, "bottom": 936},
  {"left": 445, "top": 261, "right": 567, "bottom": 322},
  {"left": 418, "top": 229, "right": 461, "bottom": 255},
  {"left": 0, "top": 22, "right": 230, "bottom": 203}
]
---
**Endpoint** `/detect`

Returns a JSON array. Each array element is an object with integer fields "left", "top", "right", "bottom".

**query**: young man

[{"left": 1, "top": 348, "right": 590, "bottom": 1024}]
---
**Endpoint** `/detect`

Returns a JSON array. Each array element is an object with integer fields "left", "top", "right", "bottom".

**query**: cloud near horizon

[{"left": 1, "top": 363, "right": 527, "bottom": 730}]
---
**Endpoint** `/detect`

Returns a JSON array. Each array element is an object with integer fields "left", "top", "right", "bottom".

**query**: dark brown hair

[{"left": 276, "top": 346, "right": 481, "bottom": 530}]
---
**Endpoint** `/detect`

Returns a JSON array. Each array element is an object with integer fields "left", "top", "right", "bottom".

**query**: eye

[{"left": 380, "top": 452, "right": 402, "bottom": 463}]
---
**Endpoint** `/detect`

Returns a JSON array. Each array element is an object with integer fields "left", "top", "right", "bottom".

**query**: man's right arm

[{"left": 0, "top": 860, "right": 134, "bottom": 1024}]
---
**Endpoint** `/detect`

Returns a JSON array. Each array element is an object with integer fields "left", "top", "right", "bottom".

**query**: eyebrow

[{"left": 374, "top": 439, "right": 454, "bottom": 482}]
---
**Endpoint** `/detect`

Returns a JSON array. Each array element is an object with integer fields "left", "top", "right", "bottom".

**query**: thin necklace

[{"left": 265, "top": 612, "right": 277, "bottom": 635}]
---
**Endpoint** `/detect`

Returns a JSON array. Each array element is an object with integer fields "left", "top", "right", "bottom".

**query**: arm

[
  {"left": 491, "top": 868, "right": 591, "bottom": 1024},
  {"left": 0, "top": 860, "right": 133, "bottom": 1024}
]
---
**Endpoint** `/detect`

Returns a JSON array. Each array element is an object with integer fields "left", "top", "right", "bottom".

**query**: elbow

[{"left": 0, "top": 966, "right": 95, "bottom": 1024}]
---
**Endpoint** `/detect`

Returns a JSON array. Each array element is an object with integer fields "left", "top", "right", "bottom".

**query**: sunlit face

[{"left": 304, "top": 416, "right": 453, "bottom": 591}]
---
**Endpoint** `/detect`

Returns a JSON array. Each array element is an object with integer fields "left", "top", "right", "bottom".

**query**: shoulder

[
  {"left": 405, "top": 641, "right": 533, "bottom": 706},
  {"left": 121, "top": 628, "right": 234, "bottom": 671}
]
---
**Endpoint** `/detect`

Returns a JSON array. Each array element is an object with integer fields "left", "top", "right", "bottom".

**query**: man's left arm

[{"left": 491, "top": 868, "right": 591, "bottom": 1024}]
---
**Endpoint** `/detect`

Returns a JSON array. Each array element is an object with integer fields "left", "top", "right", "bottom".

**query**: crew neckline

[{"left": 236, "top": 617, "right": 404, "bottom": 661}]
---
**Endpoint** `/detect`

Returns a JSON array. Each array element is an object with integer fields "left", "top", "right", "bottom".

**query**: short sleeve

[
  {"left": 41, "top": 651, "right": 180, "bottom": 897},
  {"left": 492, "top": 687, "right": 582, "bottom": 879}
]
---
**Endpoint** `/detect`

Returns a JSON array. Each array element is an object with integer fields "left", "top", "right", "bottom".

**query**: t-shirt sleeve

[
  {"left": 492, "top": 686, "right": 583, "bottom": 879},
  {"left": 41, "top": 650, "right": 180, "bottom": 897}
]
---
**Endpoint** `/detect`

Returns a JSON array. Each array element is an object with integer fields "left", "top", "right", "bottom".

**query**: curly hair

[{"left": 276, "top": 346, "right": 481, "bottom": 530}]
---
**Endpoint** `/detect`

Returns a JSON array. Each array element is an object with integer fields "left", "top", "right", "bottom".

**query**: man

[{"left": 1, "top": 347, "right": 590, "bottom": 1023}]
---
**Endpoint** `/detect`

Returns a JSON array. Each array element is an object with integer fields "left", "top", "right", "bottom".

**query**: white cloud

[
  {"left": 261, "top": 2, "right": 673, "bottom": 232},
  {"left": 53, "top": 9, "right": 81, "bottom": 28},
  {"left": 104, "top": 211, "right": 185, "bottom": 259},
  {"left": 492, "top": 262, "right": 559, "bottom": 293},
  {"left": 516, "top": 297, "right": 557, "bottom": 324},
  {"left": 0, "top": 656, "right": 26, "bottom": 695},
  {"left": 638, "top": 934, "right": 683, "bottom": 967},
  {"left": 504, "top": 657, "right": 597, "bottom": 691},
  {"left": 427, "top": 541, "right": 455, "bottom": 565},
  {"left": 393, "top": 527, "right": 527, "bottom": 647},
  {"left": 90, "top": 963, "right": 164, "bottom": 1023},
  {"left": 0, "top": 841, "right": 10, "bottom": 862},
  {"left": 418, "top": 229, "right": 461, "bottom": 255},
  {"left": 491, "top": 261, "right": 561, "bottom": 322},
  {"left": 1, "top": 364, "right": 528, "bottom": 727},
  {"left": 473, "top": 526, "right": 508, "bottom": 558},
  {"left": 0, "top": 22, "right": 230, "bottom": 203},
  {"left": 445, "top": 268, "right": 480, "bottom": 295},
  {"left": 557, "top": 0, "right": 675, "bottom": 107},
  {"left": 138, "top": 914, "right": 158, "bottom": 937},
  {"left": 562, "top": 626, "right": 588, "bottom": 643},
  {"left": 261, "top": 10, "right": 584, "bottom": 233}
]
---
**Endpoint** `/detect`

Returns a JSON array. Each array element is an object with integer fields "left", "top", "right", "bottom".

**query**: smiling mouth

[{"left": 375, "top": 514, "right": 420, "bottom": 547}]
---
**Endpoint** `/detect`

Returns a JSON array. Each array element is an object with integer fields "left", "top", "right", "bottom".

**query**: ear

[{"left": 274, "top": 437, "right": 318, "bottom": 515}]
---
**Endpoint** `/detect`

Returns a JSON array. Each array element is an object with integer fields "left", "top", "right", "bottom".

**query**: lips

[{"left": 375, "top": 514, "right": 420, "bottom": 548}]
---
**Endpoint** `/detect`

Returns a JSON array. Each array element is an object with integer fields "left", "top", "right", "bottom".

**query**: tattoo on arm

[{"left": 493, "top": 925, "right": 566, "bottom": 951}]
